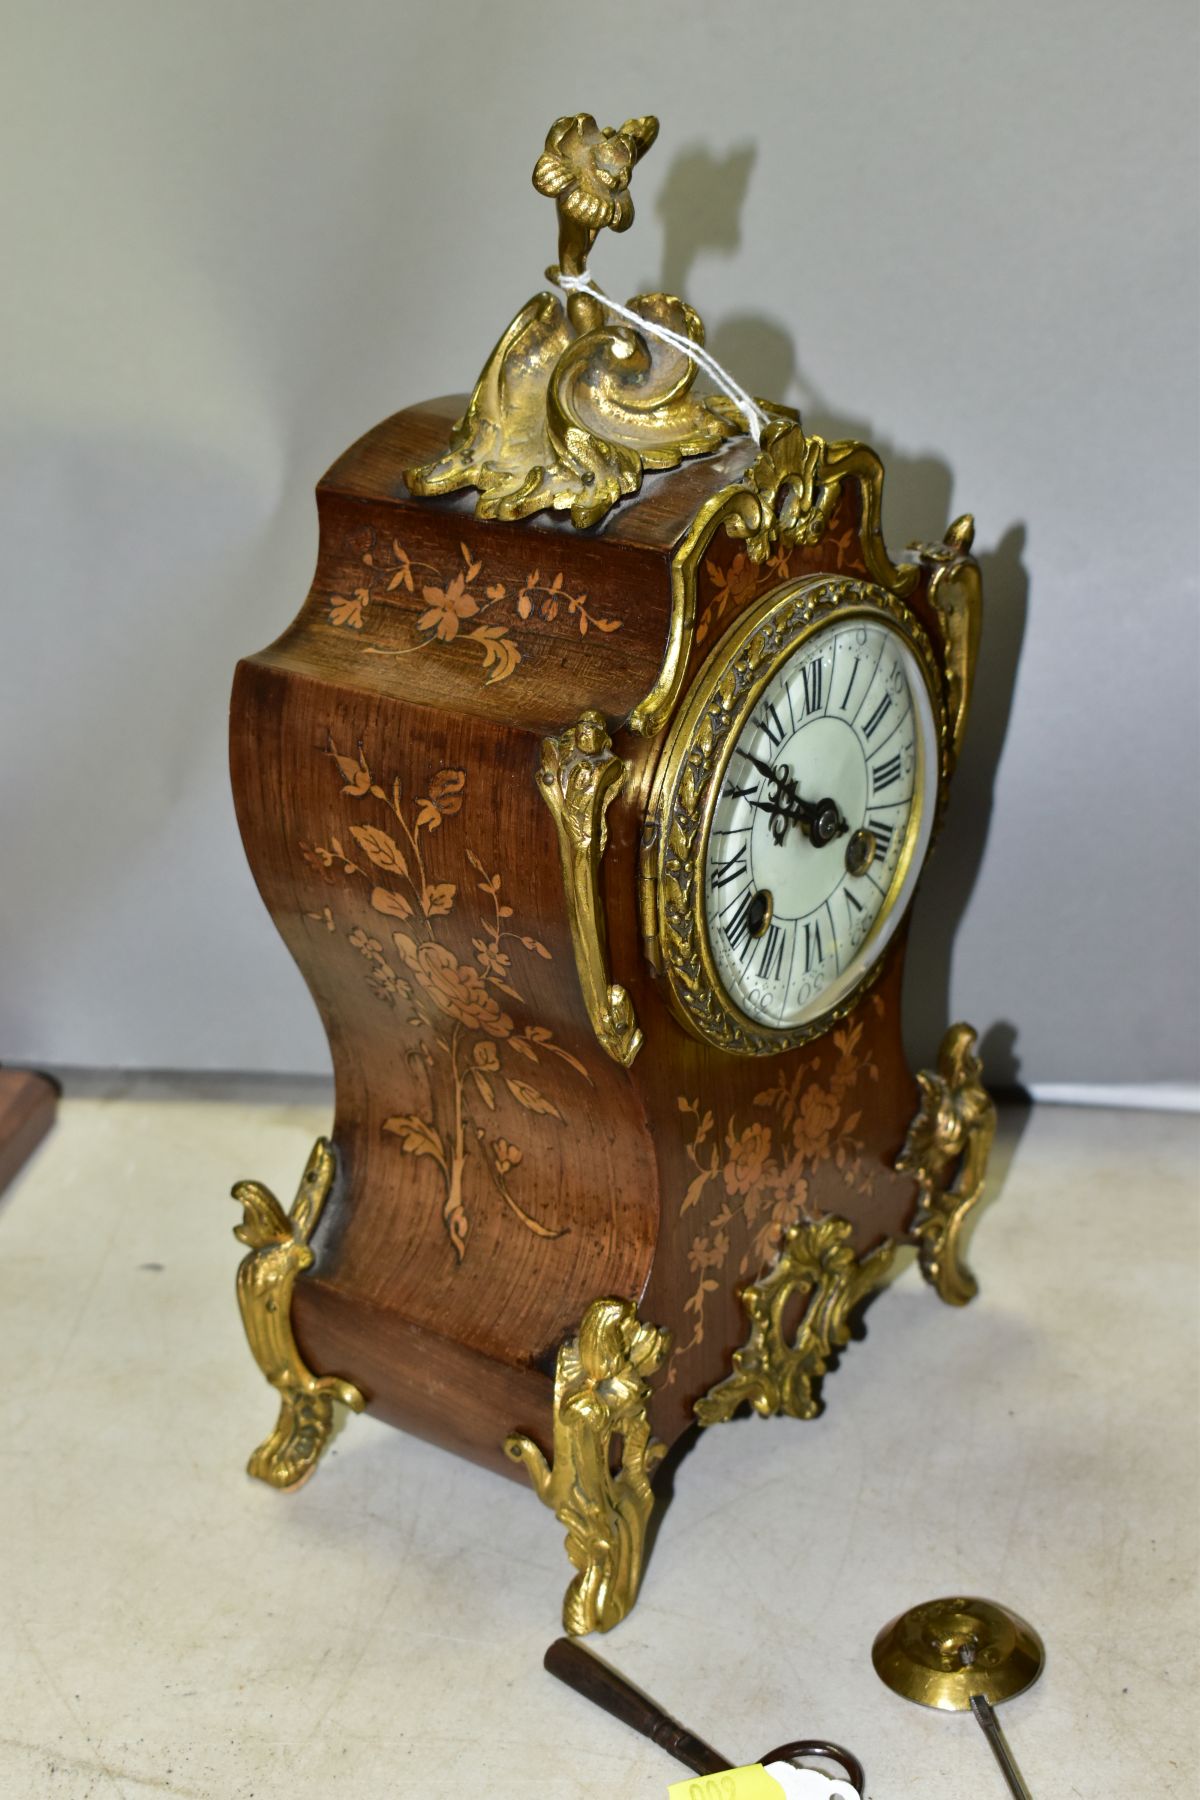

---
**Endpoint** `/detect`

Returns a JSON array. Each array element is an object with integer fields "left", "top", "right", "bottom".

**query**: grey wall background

[{"left": 2, "top": 0, "right": 1197, "bottom": 1091}]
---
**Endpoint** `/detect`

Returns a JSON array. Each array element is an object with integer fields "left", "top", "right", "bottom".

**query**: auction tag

[
  {"left": 667, "top": 1768, "right": 787, "bottom": 1799},
  {"left": 668, "top": 1767, "right": 859, "bottom": 1799}
]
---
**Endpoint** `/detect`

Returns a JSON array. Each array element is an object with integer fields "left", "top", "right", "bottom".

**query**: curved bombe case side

[
  {"left": 230, "top": 395, "right": 960, "bottom": 1476},
  {"left": 231, "top": 396, "right": 702, "bottom": 1477}
]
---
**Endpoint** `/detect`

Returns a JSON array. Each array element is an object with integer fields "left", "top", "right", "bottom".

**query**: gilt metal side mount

[
  {"left": 695, "top": 1215, "right": 897, "bottom": 1427},
  {"left": 537, "top": 711, "right": 643, "bottom": 1068}
]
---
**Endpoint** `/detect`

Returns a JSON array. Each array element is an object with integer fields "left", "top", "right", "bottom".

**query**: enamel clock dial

[{"left": 648, "top": 576, "right": 944, "bottom": 1055}]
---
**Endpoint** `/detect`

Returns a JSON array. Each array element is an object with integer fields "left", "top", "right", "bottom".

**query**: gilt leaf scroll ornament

[
  {"left": 724, "top": 423, "right": 921, "bottom": 597},
  {"left": 695, "top": 1215, "right": 895, "bottom": 1426},
  {"left": 629, "top": 424, "right": 920, "bottom": 740},
  {"left": 504, "top": 1297, "right": 671, "bottom": 1636},
  {"left": 230, "top": 1138, "right": 364, "bottom": 1489},
  {"left": 405, "top": 113, "right": 782, "bottom": 529},
  {"left": 896, "top": 1022, "right": 996, "bottom": 1306}
]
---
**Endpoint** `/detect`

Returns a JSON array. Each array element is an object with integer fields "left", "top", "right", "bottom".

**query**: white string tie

[{"left": 556, "top": 269, "right": 772, "bottom": 446}]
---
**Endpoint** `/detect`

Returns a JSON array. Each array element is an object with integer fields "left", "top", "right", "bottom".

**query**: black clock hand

[
  {"left": 745, "top": 756, "right": 848, "bottom": 848},
  {"left": 751, "top": 797, "right": 803, "bottom": 844},
  {"left": 743, "top": 752, "right": 786, "bottom": 788},
  {"left": 743, "top": 754, "right": 816, "bottom": 826}
]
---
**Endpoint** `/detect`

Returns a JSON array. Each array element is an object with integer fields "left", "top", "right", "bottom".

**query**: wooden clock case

[
  {"left": 229, "top": 396, "right": 990, "bottom": 1629},
  {"left": 227, "top": 110, "right": 994, "bottom": 1637}
]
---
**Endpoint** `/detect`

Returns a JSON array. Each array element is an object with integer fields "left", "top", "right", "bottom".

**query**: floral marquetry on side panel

[
  {"left": 667, "top": 1000, "right": 888, "bottom": 1384},
  {"left": 694, "top": 487, "right": 868, "bottom": 654},
  {"left": 300, "top": 741, "right": 592, "bottom": 1262}
]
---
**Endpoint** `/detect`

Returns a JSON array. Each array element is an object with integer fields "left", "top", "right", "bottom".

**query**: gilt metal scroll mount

[
  {"left": 695, "top": 1214, "right": 896, "bottom": 1426},
  {"left": 896, "top": 1021, "right": 996, "bottom": 1306},
  {"left": 537, "top": 710, "right": 642, "bottom": 1067},
  {"left": 230, "top": 1137, "right": 364, "bottom": 1489},
  {"left": 404, "top": 112, "right": 784, "bottom": 529},
  {"left": 505, "top": 1295, "right": 671, "bottom": 1636}
]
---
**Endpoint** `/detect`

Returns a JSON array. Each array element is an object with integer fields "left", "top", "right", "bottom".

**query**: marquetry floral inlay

[
  {"left": 696, "top": 511, "right": 862, "bottom": 649},
  {"left": 301, "top": 743, "right": 590, "bottom": 1261},
  {"left": 325, "top": 534, "right": 621, "bottom": 685},
  {"left": 671, "top": 1003, "right": 884, "bottom": 1373}
]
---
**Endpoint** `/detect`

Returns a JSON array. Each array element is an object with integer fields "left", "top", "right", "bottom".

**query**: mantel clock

[{"left": 227, "top": 113, "right": 997, "bottom": 1636}]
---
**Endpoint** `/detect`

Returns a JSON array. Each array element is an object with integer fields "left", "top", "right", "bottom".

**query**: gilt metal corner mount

[
  {"left": 230, "top": 1137, "right": 364, "bottom": 1490},
  {"left": 504, "top": 1295, "right": 671, "bottom": 1636},
  {"left": 897, "top": 1022, "right": 997, "bottom": 1306}
]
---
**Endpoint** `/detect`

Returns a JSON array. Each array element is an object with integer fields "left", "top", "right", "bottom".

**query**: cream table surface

[{"left": 0, "top": 1083, "right": 1196, "bottom": 1800}]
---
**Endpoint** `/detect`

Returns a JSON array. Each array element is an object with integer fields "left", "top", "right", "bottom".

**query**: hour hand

[
  {"left": 744, "top": 752, "right": 783, "bottom": 786},
  {"left": 744, "top": 753, "right": 847, "bottom": 848}
]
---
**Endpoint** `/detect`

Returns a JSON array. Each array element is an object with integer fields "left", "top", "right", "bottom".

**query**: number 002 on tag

[{"left": 668, "top": 1767, "right": 787, "bottom": 1799}]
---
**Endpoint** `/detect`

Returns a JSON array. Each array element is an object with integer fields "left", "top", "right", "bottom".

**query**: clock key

[{"left": 545, "top": 1639, "right": 864, "bottom": 1794}]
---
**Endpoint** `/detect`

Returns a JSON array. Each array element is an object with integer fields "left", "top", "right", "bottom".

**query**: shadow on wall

[
  {"left": 655, "top": 139, "right": 758, "bottom": 300},
  {"left": 652, "top": 141, "right": 1031, "bottom": 1090}
]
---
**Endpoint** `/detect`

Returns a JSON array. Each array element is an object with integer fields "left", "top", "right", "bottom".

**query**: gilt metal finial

[{"left": 532, "top": 112, "right": 658, "bottom": 334}]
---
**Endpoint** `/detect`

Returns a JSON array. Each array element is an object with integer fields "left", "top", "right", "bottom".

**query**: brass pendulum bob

[{"left": 872, "top": 1596, "right": 1045, "bottom": 1799}]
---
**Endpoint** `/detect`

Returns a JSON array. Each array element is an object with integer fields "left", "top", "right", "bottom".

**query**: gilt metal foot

[
  {"left": 230, "top": 1137, "right": 364, "bottom": 1489},
  {"left": 896, "top": 1022, "right": 997, "bottom": 1306},
  {"left": 504, "top": 1296, "right": 671, "bottom": 1636}
]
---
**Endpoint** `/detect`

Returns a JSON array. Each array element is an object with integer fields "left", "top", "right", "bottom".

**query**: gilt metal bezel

[{"left": 644, "top": 575, "right": 948, "bottom": 1056}]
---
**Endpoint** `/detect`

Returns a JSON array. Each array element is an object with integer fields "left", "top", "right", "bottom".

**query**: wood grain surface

[{"left": 0, "top": 1070, "right": 59, "bottom": 1198}]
